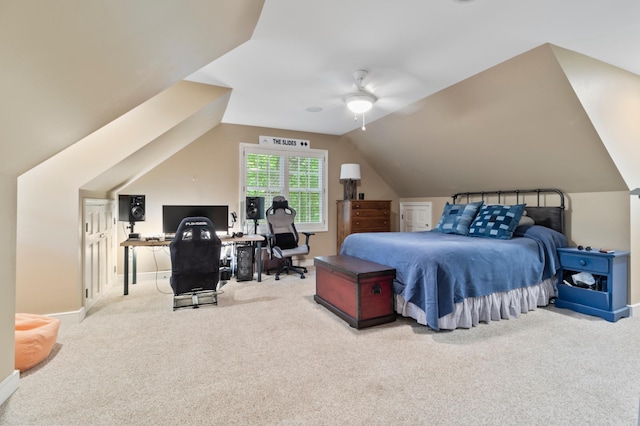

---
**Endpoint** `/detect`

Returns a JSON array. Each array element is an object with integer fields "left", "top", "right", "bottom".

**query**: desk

[{"left": 120, "top": 234, "right": 265, "bottom": 296}]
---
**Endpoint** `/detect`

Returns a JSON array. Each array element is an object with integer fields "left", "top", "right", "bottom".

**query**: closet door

[
  {"left": 83, "top": 199, "right": 116, "bottom": 312},
  {"left": 400, "top": 202, "right": 432, "bottom": 232}
]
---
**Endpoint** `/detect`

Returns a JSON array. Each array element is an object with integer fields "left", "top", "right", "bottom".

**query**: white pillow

[{"left": 518, "top": 215, "right": 535, "bottom": 226}]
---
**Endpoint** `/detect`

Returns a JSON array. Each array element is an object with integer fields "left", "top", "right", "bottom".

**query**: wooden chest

[
  {"left": 336, "top": 200, "right": 391, "bottom": 253},
  {"left": 314, "top": 255, "right": 396, "bottom": 329}
]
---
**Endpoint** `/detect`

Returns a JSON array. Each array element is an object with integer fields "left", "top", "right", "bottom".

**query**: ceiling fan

[
  {"left": 344, "top": 69, "right": 378, "bottom": 131},
  {"left": 314, "top": 67, "right": 423, "bottom": 131}
]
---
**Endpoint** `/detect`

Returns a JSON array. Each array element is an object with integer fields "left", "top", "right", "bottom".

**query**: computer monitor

[{"left": 162, "top": 205, "right": 229, "bottom": 235}]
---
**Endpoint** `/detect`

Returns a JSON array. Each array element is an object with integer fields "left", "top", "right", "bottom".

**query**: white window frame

[{"left": 240, "top": 143, "right": 328, "bottom": 233}]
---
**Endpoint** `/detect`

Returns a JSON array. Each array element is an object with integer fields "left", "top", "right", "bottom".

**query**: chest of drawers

[{"left": 336, "top": 200, "right": 391, "bottom": 253}]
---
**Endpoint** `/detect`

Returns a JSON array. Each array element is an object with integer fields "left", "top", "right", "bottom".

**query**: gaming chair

[{"left": 265, "top": 196, "right": 314, "bottom": 280}]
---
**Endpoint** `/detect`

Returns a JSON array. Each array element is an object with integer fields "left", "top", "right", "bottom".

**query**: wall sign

[{"left": 259, "top": 135, "right": 310, "bottom": 150}]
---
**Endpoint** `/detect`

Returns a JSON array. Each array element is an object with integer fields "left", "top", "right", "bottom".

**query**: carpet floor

[{"left": 2, "top": 267, "right": 640, "bottom": 425}]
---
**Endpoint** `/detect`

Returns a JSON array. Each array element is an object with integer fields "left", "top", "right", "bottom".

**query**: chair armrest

[
  {"left": 301, "top": 232, "right": 315, "bottom": 246},
  {"left": 265, "top": 232, "right": 275, "bottom": 250}
]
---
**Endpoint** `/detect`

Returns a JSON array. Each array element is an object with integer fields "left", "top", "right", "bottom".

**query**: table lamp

[{"left": 340, "top": 163, "right": 361, "bottom": 200}]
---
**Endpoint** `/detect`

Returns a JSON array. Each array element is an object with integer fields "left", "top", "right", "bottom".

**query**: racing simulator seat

[{"left": 169, "top": 216, "right": 223, "bottom": 310}]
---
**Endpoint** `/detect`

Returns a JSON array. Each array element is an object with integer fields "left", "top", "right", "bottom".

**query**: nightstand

[{"left": 555, "top": 247, "right": 630, "bottom": 322}]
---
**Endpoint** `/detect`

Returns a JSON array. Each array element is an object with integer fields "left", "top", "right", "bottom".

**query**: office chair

[
  {"left": 265, "top": 196, "right": 314, "bottom": 280},
  {"left": 169, "top": 216, "right": 222, "bottom": 310}
]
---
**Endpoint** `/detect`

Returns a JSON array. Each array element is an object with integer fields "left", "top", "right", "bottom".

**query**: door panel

[{"left": 400, "top": 202, "right": 432, "bottom": 232}]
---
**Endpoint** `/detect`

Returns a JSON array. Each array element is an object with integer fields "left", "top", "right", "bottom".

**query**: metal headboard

[{"left": 451, "top": 188, "right": 565, "bottom": 234}]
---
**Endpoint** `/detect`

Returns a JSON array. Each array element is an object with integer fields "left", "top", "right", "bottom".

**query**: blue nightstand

[{"left": 555, "top": 247, "right": 630, "bottom": 322}]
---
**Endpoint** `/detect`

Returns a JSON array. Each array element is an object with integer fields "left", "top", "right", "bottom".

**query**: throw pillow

[
  {"left": 434, "top": 201, "right": 484, "bottom": 236},
  {"left": 468, "top": 203, "right": 526, "bottom": 239}
]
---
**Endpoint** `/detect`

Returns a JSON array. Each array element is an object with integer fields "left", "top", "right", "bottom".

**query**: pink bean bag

[{"left": 15, "top": 313, "right": 60, "bottom": 372}]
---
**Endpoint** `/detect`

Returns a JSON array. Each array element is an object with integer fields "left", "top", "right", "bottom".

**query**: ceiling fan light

[{"left": 346, "top": 92, "right": 376, "bottom": 113}]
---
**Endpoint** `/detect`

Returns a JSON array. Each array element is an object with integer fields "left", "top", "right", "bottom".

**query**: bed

[{"left": 339, "top": 189, "right": 568, "bottom": 331}]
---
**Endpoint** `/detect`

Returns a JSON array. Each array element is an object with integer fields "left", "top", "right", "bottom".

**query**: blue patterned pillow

[
  {"left": 468, "top": 204, "right": 526, "bottom": 239},
  {"left": 435, "top": 201, "right": 483, "bottom": 236}
]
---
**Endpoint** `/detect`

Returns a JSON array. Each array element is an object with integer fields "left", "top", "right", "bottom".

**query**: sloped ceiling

[
  {"left": 552, "top": 45, "right": 640, "bottom": 190},
  {"left": 81, "top": 83, "right": 232, "bottom": 193},
  {"left": 345, "top": 44, "right": 628, "bottom": 197},
  {"left": 189, "top": 0, "right": 640, "bottom": 136},
  {"left": 1, "top": 1, "right": 636, "bottom": 200},
  {"left": 0, "top": 0, "right": 263, "bottom": 176}
]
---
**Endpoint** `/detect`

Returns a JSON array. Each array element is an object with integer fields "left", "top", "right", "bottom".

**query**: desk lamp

[{"left": 340, "top": 163, "right": 361, "bottom": 200}]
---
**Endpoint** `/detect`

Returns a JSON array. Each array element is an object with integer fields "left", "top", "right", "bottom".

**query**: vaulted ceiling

[
  {"left": 346, "top": 43, "right": 635, "bottom": 197},
  {"left": 188, "top": 0, "right": 640, "bottom": 136},
  {"left": 0, "top": 0, "right": 263, "bottom": 176},
  {"left": 2, "top": 0, "right": 639, "bottom": 197}
]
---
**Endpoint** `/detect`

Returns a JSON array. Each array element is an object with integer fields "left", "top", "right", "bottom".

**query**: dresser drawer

[
  {"left": 350, "top": 209, "right": 389, "bottom": 219},
  {"left": 559, "top": 252, "right": 609, "bottom": 274},
  {"left": 350, "top": 201, "right": 390, "bottom": 210},
  {"left": 351, "top": 217, "right": 390, "bottom": 231},
  {"left": 557, "top": 283, "right": 609, "bottom": 311}
]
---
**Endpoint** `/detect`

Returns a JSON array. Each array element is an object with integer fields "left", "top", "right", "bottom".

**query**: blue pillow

[
  {"left": 435, "top": 201, "right": 484, "bottom": 236},
  {"left": 468, "top": 204, "right": 526, "bottom": 239}
]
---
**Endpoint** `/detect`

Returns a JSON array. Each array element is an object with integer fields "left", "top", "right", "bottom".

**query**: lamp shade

[
  {"left": 340, "top": 163, "right": 361, "bottom": 180},
  {"left": 345, "top": 92, "right": 376, "bottom": 114}
]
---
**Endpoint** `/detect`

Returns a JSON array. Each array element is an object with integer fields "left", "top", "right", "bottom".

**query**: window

[{"left": 241, "top": 143, "right": 328, "bottom": 232}]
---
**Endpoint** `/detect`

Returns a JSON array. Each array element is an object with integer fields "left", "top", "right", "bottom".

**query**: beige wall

[
  {"left": 15, "top": 83, "right": 231, "bottom": 316},
  {"left": 118, "top": 123, "right": 399, "bottom": 275},
  {"left": 0, "top": 176, "right": 17, "bottom": 387}
]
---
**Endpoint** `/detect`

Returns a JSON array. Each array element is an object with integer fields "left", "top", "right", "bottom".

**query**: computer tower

[{"left": 236, "top": 245, "right": 254, "bottom": 281}]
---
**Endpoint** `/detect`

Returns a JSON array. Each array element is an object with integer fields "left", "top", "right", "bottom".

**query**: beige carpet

[{"left": 2, "top": 267, "right": 640, "bottom": 425}]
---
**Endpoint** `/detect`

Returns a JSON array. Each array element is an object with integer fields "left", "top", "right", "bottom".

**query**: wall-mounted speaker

[
  {"left": 118, "top": 195, "right": 146, "bottom": 222},
  {"left": 246, "top": 196, "right": 265, "bottom": 220},
  {"left": 236, "top": 245, "right": 254, "bottom": 281}
]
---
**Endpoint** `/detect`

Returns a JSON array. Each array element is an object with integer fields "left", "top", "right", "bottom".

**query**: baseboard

[
  {"left": 628, "top": 303, "right": 640, "bottom": 317},
  {"left": 0, "top": 370, "right": 19, "bottom": 406},
  {"left": 298, "top": 259, "right": 313, "bottom": 268},
  {"left": 118, "top": 270, "right": 171, "bottom": 284},
  {"left": 49, "top": 306, "right": 86, "bottom": 328}
]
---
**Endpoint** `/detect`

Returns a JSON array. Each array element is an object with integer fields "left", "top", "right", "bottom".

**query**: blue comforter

[{"left": 340, "top": 225, "right": 567, "bottom": 330}]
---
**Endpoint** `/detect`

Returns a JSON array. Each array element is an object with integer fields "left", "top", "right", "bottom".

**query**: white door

[
  {"left": 400, "top": 202, "right": 432, "bottom": 232},
  {"left": 83, "top": 199, "right": 116, "bottom": 312}
]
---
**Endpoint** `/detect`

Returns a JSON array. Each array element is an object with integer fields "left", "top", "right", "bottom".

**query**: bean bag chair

[{"left": 15, "top": 313, "right": 60, "bottom": 372}]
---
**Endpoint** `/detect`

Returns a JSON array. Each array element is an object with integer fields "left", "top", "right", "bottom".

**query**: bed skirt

[{"left": 395, "top": 277, "right": 557, "bottom": 330}]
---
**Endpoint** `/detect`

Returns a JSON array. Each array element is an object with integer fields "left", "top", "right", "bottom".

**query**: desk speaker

[
  {"left": 246, "top": 196, "right": 265, "bottom": 220},
  {"left": 118, "top": 195, "right": 146, "bottom": 222}
]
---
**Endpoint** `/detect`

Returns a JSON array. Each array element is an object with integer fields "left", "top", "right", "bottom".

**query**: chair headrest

[
  {"left": 173, "top": 216, "right": 220, "bottom": 242},
  {"left": 271, "top": 195, "right": 287, "bottom": 208},
  {"left": 273, "top": 200, "right": 288, "bottom": 210}
]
